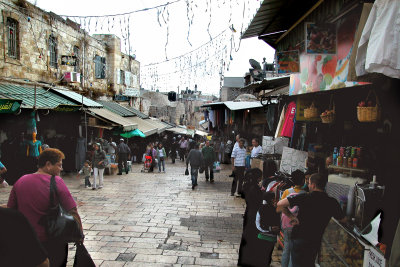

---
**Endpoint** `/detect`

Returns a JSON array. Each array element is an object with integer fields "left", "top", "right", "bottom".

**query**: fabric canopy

[{"left": 120, "top": 129, "right": 146, "bottom": 138}]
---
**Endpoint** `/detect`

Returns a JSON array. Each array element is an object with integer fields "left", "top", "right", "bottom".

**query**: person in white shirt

[
  {"left": 229, "top": 134, "right": 241, "bottom": 177},
  {"left": 231, "top": 138, "right": 246, "bottom": 197},
  {"left": 251, "top": 138, "right": 262, "bottom": 158}
]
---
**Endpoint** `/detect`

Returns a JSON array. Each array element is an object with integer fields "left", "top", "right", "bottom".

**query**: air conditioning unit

[{"left": 64, "top": 72, "right": 80, "bottom": 83}]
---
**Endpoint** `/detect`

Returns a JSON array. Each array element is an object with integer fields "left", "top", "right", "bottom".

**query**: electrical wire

[
  {"left": 143, "top": 28, "right": 228, "bottom": 67},
  {"left": 59, "top": 0, "right": 183, "bottom": 18}
]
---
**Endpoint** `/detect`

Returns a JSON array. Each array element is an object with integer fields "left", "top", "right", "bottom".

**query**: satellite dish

[{"left": 249, "top": 59, "right": 262, "bottom": 70}]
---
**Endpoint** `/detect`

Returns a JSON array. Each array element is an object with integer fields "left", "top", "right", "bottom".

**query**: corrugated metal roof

[
  {"left": 51, "top": 88, "right": 103, "bottom": 108},
  {"left": 241, "top": 0, "right": 320, "bottom": 47},
  {"left": 87, "top": 108, "right": 137, "bottom": 131},
  {"left": 0, "top": 83, "right": 78, "bottom": 109},
  {"left": 147, "top": 118, "right": 171, "bottom": 134},
  {"left": 96, "top": 100, "right": 137, "bottom": 117},
  {"left": 166, "top": 127, "right": 189, "bottom": 135},
  {"left": 123, "top": 106, "right": 149, "bottom": 119},
  {"left": 202, "top": 101, "right": 263, "bottom": 111},
  {"left": 125, "top": 116, "right": 158, "bottom": 136},
  {"left": 242, "top": 76, "right": 290, "bottom": 92}
]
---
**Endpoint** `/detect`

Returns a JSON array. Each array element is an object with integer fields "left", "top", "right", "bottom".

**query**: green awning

[
  {"left": 120, "top": 129, "right": 146, "bottom": 138},
  {"left": 0, "top": 98, "right": 21, "bottom": 113},
  {"left": 0, "top": 83, "right": 79, "bottom": 109}
]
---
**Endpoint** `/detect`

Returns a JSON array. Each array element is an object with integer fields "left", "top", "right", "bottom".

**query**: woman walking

[
  {"left": 156, "top": 143, "right": 166, "bottom": 172},
  {"left": 92, "top": 143, "right": 106, "bottom": 190},
  {"left": 7, "top": 148, "right": 83, "bottom": 267}
]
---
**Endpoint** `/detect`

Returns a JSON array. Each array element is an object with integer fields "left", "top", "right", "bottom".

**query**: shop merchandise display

[{"left": 332, "top": 146, "right": 363, "bottom": 169}]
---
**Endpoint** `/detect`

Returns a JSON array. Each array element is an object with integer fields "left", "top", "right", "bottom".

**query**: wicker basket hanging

[
  {"left": 357, "top": 90, "right": 381, "bottom": 122},
  {"left": 321, "top": 95, "right": 335, "bottom": 124},
  {"left": 304, "top": 102, "right": 318, "bottom": 119}
]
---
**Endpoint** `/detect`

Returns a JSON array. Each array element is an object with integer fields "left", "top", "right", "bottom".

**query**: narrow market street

[{"left": 0, "top": 160, "right": 282, "bottom": 267}]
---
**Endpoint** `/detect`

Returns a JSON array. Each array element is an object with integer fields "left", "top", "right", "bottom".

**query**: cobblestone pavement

[{"left": 0, "top": 160, "right": 282, "bottom": 266}]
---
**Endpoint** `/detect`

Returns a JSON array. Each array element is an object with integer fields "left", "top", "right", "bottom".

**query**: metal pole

[
  {"left": 34, "top": 84, "right": 37, "bottom": 109},
  {"left": 82, "top": 95, "right": 88, "bottom": 150}
]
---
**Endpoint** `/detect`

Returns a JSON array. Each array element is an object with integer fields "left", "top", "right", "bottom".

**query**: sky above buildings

[{"left": 30, "top": 0, "right": 275, "bottom": 95}]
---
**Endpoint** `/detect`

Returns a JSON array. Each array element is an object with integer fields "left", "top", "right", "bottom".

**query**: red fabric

[
  {"left": 8, "top": 174, "right": 77, "bottom": 242},
  {"left": 281, "top": 101, "right": 296, "bottom": 137}
]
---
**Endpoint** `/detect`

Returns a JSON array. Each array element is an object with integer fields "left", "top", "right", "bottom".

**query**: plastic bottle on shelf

[{"left": 333, "top": 147, "right": 338, "bottom": 166}]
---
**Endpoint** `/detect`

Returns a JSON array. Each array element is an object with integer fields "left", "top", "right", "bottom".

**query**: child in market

[
  {"left": 77, "top": 160, "right": 92, "bottom": 189},
  {"left": 254, "top": 191, "right": 281, "bottom": 266}
]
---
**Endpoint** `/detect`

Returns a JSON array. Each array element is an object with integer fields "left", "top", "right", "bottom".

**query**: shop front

[{"left": 242, "top": 0, "right": 400, "bottom": 265}]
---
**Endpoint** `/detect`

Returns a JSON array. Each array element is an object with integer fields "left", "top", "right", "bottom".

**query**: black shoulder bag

[{"left": 39, "top": 175, "right": 83, "bottom": 243}]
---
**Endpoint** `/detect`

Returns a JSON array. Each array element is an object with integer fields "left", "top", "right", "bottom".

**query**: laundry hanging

[{"left": 355, "top": 0, "right": 400, "bottom": 79}]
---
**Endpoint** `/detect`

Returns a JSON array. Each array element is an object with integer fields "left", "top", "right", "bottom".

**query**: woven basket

[
  {"left": 321, "top": 113, "right": 335, "bottom": 123},
  {"left": 304, "top": 102, "right": 318, "bottom": 119},
  {"left": 357, "top": 90, "right": 381, "bottom": 122},
  {"left": 320, "top": 97, "right": 335, "bottom": 124}
]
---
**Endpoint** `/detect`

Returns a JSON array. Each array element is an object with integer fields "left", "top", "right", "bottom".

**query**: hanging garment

[
  {"left": 209, "top": 110, "right": 216, "bottom": 127},
  {"left": 355, "top": 0, "right": 400, "bottom": 79},
  {"left": 75, "top": 138, "right": 86, "bottom": 170},
  {"left": 27, "top": 140, "right": 42, "bottom": 157},
  {"left": 225, "top": 109, "right": 229, "bottom": 125},
  {"left": 266, "top": 104, "right": 277, "bottom": 132},
  {"left": 281, "top": 101, "right": 296, "bottom": 138},
  {"left": 204, "top": 110, "right": 209, "bottom": 121},
  {"left": 275, "top": 105, "right": 286, "bottom": 138},
  {"left": 347, "top": 3, "right": 374, "bottom": 81}
]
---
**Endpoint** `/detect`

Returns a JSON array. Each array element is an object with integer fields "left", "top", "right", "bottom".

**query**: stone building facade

[{"left": 0, "top": 0, "right": 139, "bottom": 98}]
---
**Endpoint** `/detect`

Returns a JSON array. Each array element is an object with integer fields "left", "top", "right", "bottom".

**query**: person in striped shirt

[{"left": 231, "top": 138, "right": 246, "bottom": 197}]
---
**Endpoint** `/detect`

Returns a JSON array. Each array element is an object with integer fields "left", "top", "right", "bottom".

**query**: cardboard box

[{"left": 251, "top": 158, "right": 264, "bottom": 171}]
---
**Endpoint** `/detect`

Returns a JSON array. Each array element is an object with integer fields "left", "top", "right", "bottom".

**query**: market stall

[{"left": 242, "top": 0, "right": 400, "bottom": 265}]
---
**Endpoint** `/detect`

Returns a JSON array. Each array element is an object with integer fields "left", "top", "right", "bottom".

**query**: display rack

[{"left": 328, "top": 165, "right": 369, "bottom": 177}]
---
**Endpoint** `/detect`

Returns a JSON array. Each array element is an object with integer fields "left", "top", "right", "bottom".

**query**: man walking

[
  {"left": 229, "top": 134, "right": 240, "bottom": 177},
  {"left": 117, "top": 138, "right": 131, "bottom": 175},
  {"left": 277, "top": 173, "right": 346, "bottom": 267},
  {"left": 231, "top": 138, "right": 246, "bottom": 197},
  {"left": 178, "top": 136, "right": 188, "bottom": 161},
  {"left": 186, "top": 143, "right": 204, "bottom": 190},
  {"left": 202, "top": 140, "right": 216, "bottom": 183}
]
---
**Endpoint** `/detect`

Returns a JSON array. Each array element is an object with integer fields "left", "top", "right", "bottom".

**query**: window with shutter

[
  {"left": 7, "top": 18, "right": 18, "bottom": 59},
  {"left": 49, "top": 35, "right": 57, "bottom": 68}
]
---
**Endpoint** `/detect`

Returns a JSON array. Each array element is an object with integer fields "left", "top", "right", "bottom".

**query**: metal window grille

[
  {"left": 49, "top": 35, "right": 57, "bottom": 68},
  {"left": 95, "top": 55, "right": 106, "bottom": 79},
  {"left": 73, "top": 46, "right": 80, "bottom": 72},
  {"left": 120, "top": 70, "right": 125, "bottom": 84},
  {"left": 7, "top": 18, "right": 18, "bottom": 58}
]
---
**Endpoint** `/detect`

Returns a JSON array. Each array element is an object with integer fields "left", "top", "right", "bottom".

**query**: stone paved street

[{"left": 0, "top": 160, "right": 282, "bottom": 266}]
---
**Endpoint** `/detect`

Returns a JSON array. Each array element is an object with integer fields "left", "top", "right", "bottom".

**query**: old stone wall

[{"left": 0, "top": 0, "right": 139, "bottom": 98}]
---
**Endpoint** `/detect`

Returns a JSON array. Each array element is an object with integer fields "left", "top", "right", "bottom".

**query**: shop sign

[
  {"left": 114, "top": 95, "right": 130, "bottom": 101},
  {"left": 363, "top": 247, "right": 385, "bottom": 267},
  {"left": 289, "top": 13, "right": 369, "bottom": 96},
  {"left": 0, "top": 99, "right": 21, "bottom": 113},
  {"left": 54, "top": 105, "right": 80, "bottom": 112},
  {"left": 125, "top": 88, "right": 140, "bottom": 97},
  {"left": 276, "top": 50, "right": 300, "bottom": 74}
]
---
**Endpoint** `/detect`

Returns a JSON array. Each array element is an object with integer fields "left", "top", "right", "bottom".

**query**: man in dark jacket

[
  {"left": 202, "top": 140, "right": 216, "bottom": 182},
  {"left": 277, "top": 173, "right": 347, "bottom": 267},
  {"left": 186, "top": 143, "right": 204, "bottom": 190},
  {"left": 117, "top": 138, "right": 131, "bottom": 175}
]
